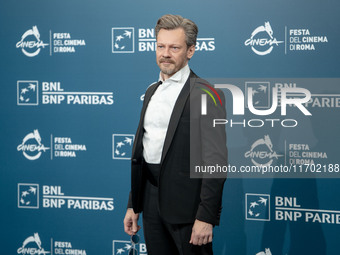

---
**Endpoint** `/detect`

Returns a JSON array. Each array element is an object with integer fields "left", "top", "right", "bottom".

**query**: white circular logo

[
  {"left": 245, "top": 135, "right": 283, "bottom": 166},
  {"left": 16, "top": 26, "right": 49, "bottom": 57},
  {"left": 17, "top": 233, "right": 50, "bottom": 255},
  {"left": 245, "top": 22, "right": 283, "bottom": 56},
  {"left": 17, "top": 130, "right": 50, "bottom": 160}
]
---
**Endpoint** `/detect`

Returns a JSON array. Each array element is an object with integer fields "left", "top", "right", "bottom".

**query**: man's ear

[{"left": 187, "top": 44, "right": 196, "bottom": 60}]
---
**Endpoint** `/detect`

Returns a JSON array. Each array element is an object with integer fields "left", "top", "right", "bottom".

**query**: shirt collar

[{"left": 158, "top": 64, "right": 190, "bottom": 84}]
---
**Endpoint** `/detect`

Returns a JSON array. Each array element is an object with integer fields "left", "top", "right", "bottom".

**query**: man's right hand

[{"left": 123, "top": 208, "right": 141, "bottom": 235}]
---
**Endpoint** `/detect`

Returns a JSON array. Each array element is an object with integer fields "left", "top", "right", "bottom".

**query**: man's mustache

[{"left": 160, "top": 58, "right": 175, "bottom": 64}]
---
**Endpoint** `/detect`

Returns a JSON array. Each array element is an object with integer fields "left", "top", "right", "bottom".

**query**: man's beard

[
  {"left": 160, "top": 66, "right": 176, "bottom": 75},
  {"left": 159, "top": 58, "right": 177, "bottom": 76}
]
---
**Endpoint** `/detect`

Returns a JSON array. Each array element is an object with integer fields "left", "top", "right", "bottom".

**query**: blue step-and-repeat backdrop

[{"left": 1, "top": 0, "right": 340, "bottom": 254}]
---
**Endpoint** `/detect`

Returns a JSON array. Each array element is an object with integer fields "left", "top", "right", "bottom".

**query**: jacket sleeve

[
  {"left": 195, "top": 87, "right": 228, "bottom": 226},
  {"left": 127, "top": 191, "right": 133, "bottom": 208}
]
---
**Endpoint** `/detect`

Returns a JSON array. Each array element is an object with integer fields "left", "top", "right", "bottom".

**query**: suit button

[{"left": 132, "top": 159, "right": 138, "bottom": 163}]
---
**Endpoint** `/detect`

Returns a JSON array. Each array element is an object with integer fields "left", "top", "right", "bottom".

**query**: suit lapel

[
  {"left": 132, "top": 81, "right": 162, "bottom": 158},
  {"left": 161, "top": 71, "right": 197, "bottom": 163}
]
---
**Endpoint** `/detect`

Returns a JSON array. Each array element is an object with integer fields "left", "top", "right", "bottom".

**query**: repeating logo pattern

[
  {"left": 17, "top": 130, "right": 50, "bottom": 160},
  {"left": 244, "top": 22, "right": 283, "bottom": 55},
  {"left": 16, "top": 26, "right": 49, "bottom": 57},
  {"left": 18, "top": 184, "right": 39, "bottom": 209},
  {"left": 112, "top": 134, "right": 134, "bottom": 160},
  {"left": 113, "top": 241, "right": 132, "bottom": 255},
  {"left": 17, "top": 81, "right": 39, "bottom": 105},
  {"left": 246, "top": 193, "right": 270, "bottom": 221},
  {"left": 17, "top": 233, "right": 50, "bottom": 255},
  {"left": 112, "top": 28, "right": 135, "bottom": 53},
  {"left": 113, "top": 235, "right": 146, "bottom": 255}
]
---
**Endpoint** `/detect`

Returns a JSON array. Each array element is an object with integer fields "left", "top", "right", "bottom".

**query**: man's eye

[{"left": 158, "top": 45, "right": 164, "bottom": 49}]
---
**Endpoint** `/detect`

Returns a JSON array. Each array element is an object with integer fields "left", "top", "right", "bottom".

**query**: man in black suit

[{"left": 123, "top": 14, "right": 227, "bottom": 255}]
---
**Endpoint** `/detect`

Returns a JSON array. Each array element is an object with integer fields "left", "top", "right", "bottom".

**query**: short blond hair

[{"left": 155, "top": 14, "right": 198, "bottom": 47}]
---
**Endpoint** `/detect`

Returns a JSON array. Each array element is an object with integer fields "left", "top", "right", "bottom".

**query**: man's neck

[{"left": 161, "top": 72, "right": 170, "bottom": 81}]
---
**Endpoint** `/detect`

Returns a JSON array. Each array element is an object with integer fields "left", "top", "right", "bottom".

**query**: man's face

[{"left": 156, "top": 28, "right": 195, "bottom": 80}]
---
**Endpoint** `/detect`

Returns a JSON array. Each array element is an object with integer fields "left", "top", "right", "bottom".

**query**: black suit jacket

[{"left": 128, "top": 71, "right": 228, "bottom": 226}]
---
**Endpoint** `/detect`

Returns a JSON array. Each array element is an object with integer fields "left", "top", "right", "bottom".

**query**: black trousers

[{"left": 142, "top": 163, "right": 213, "bottom": 255}]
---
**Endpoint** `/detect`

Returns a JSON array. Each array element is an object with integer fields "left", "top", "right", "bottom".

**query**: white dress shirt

[{"left": 142, "top": 64, "right": 190, "bottom": 164}]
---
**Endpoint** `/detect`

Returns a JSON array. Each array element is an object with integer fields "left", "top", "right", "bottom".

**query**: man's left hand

[{"left": 189, "top": 219, "right": 213, "bottom": 246}]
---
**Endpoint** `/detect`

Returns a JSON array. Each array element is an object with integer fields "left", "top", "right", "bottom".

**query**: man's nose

[{"left": 162, "top": 47, "right": 171, "bottom": 57}]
